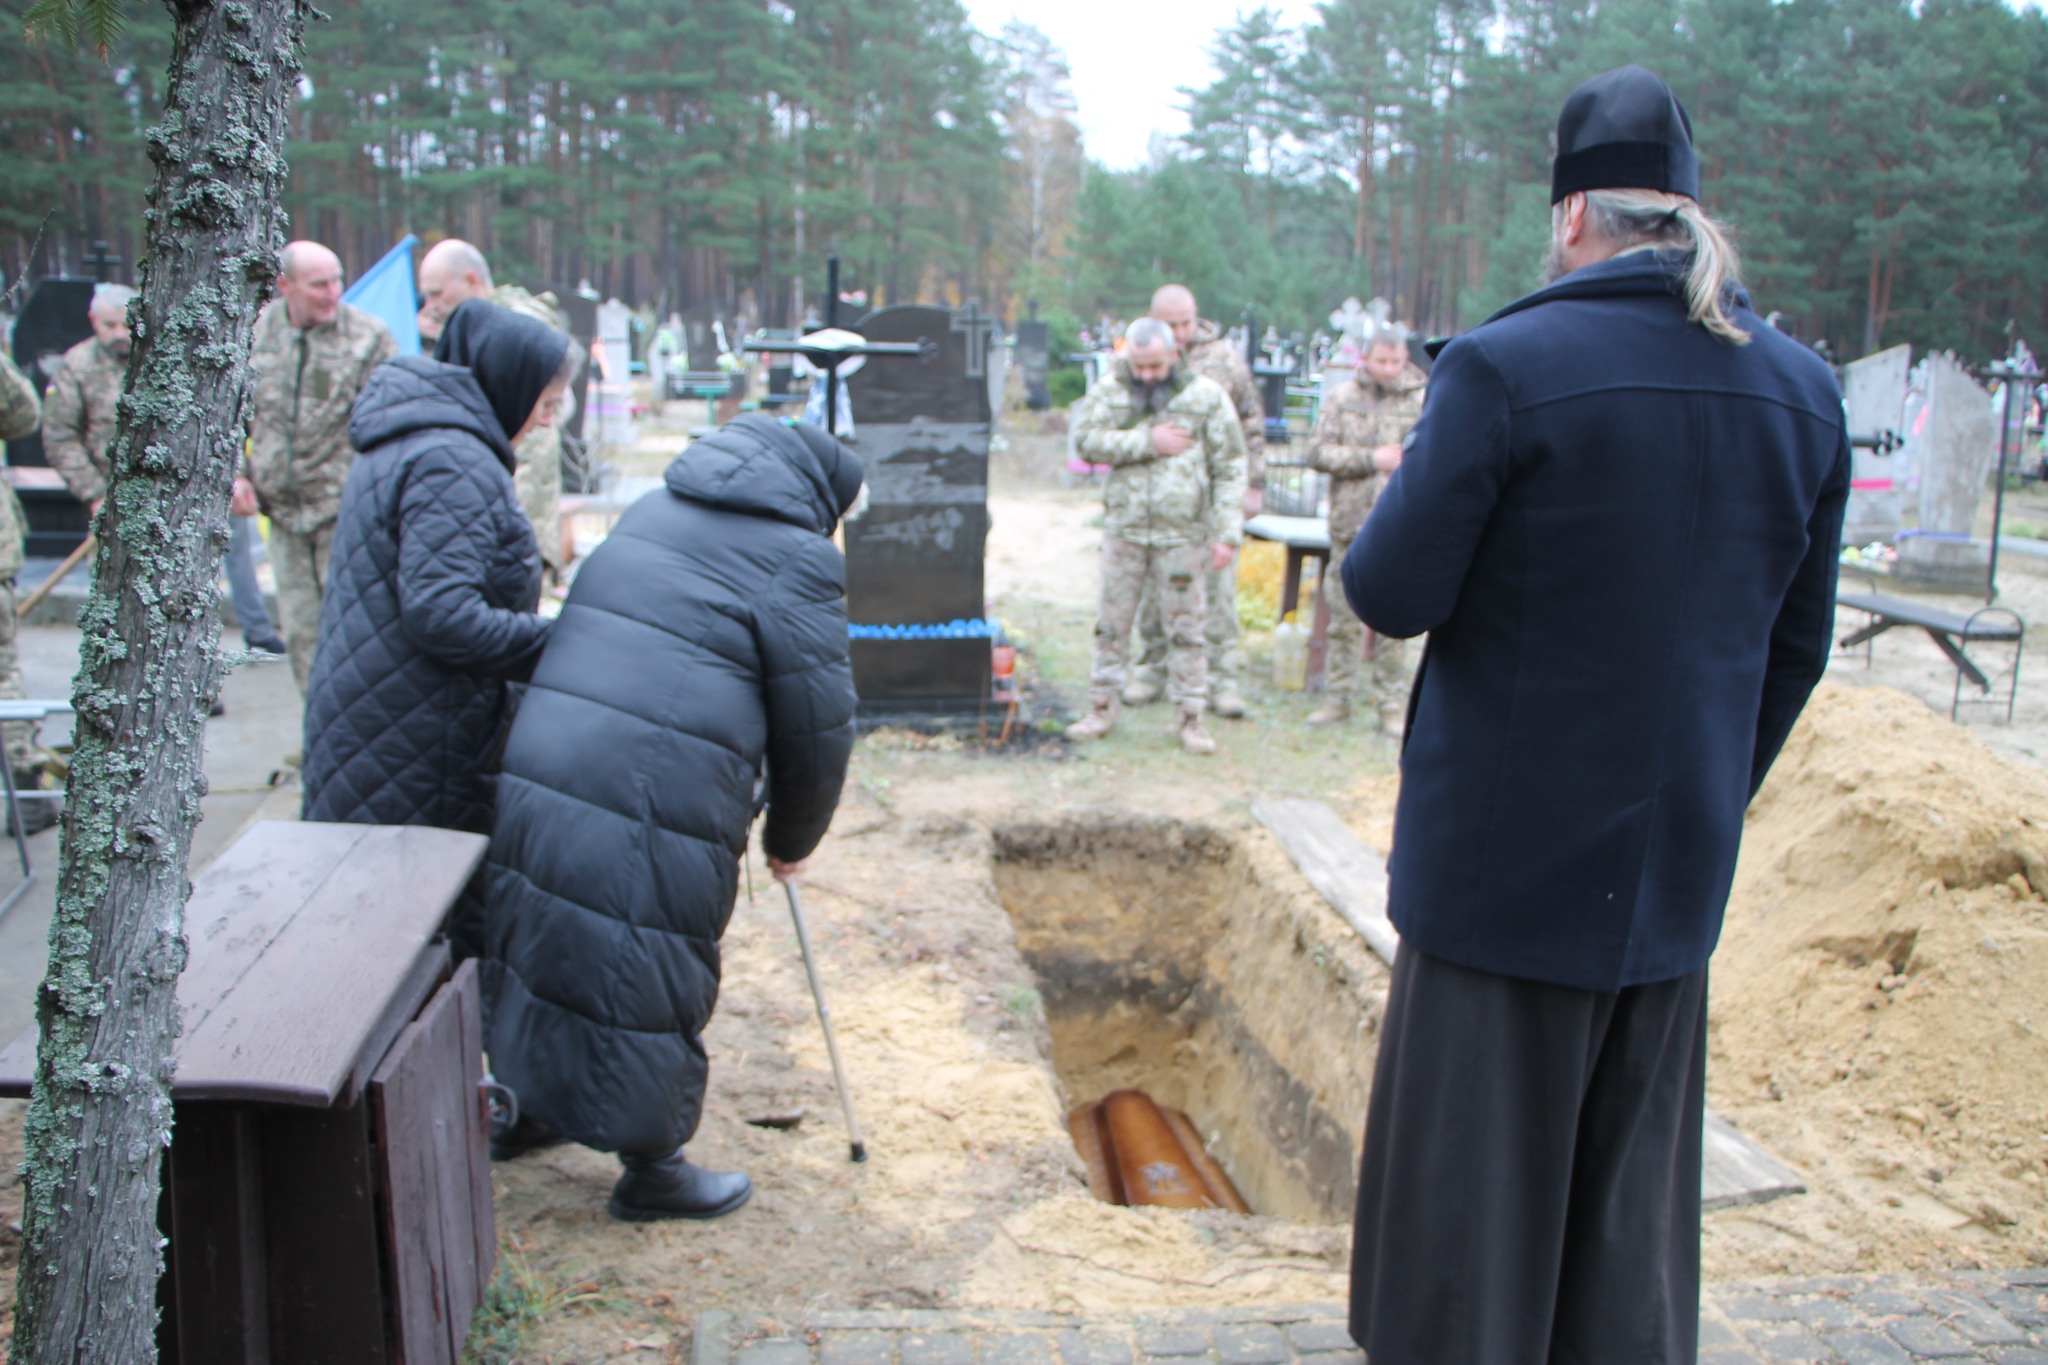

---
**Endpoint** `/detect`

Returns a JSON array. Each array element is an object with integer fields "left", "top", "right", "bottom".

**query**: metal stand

[
  {"left": 0, "top": 699, "right": 74, "bottom": 919},
  {"left": 783, "top": 882, "right": 867, "bottom": 1163},
  {"left": 1984, "top": 358, "right": 2044, "bottom": 605}
]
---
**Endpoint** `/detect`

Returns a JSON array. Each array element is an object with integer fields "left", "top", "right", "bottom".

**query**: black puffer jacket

[
  {"left": 302, "top": 356, "right": 549, "bottom": 833},
  {"left": 484, "top": 415, "right": 860, "bottom": 1156}
]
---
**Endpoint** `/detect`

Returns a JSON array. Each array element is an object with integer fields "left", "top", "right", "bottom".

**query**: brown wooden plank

[
  {"left": 172, "top": 824, "right": 487, "bottom": 1105},
  {"left": 1251, "top": 798, "right": 1400, "bottom": 964},
  {"left": 371, "top": 961, "right": 489, "bottom": 1365},
  {"left": 345, "top": 942, "right": 451, "bottom": 1105},
  {"left": 452, "top": 959, "right": 496, "bottom": 1292},
  {"left": 259, "top": 1098, "right": 392, "bottom": 1364},
  {"left": 158, "top": 1106, "right": 270, "bottom": 1365}
]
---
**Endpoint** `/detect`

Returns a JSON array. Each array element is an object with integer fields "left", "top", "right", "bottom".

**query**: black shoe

[
  {"left": 608, "top": 1150, "right": 752, "bottom": 1222},
  {"left": 209, "top": 697, "right": 226, "bottom": 717},
  {"left": 6, "top": 772, "right": 57, "bottom": 835},
  {"left": 246, "top": 637, "right": 288, "bottom": 655},
  {"left": 489, "top": 1113, "right": 567, "bottom": 1163}
]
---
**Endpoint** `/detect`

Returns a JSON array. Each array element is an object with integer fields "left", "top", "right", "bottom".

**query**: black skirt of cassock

[{"left": 1349, "top": 946, "right": 1708, "bottom": 1365}]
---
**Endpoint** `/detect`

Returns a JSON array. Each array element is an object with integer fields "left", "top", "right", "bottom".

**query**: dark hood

[
  {"left": 1428, "top": 249, "right": 1752, "bottom": 358},
  {"left": 348, "top": 355, "right": 513, "bottom": 466},
  {"left": 663, "top": 413, "right": 864, "bottom": 535}
]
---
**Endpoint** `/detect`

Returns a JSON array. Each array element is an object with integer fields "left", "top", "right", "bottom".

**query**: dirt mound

[{"left": 1711, "top": 683, "right": 2048, "bottom": 1268}]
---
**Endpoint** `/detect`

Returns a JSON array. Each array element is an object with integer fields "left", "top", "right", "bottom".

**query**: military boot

[
  {"left": 1175, "top": 704, "right": 1217, "bottom": 756},
  {"left": 1305, "top": 696, "right": 1351, "bottom": 727},
  {"left": 1211, "top": 681, "right": 1248, "bottom": 718},
  {"left": 1121, "top": 677, "right": 1163, "bottom": 706},
  {"left": 1066, "top": 695, "right": 1120, "bottom": 742}
]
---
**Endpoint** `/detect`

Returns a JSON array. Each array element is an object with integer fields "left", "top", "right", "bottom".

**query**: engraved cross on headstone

[{"left": 950, "top": 301, "right": 997, "bottom": 380}]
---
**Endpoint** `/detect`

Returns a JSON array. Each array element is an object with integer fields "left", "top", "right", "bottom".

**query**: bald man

[
  {"left": 417, "top": 239, "right": 578, "bottom": 576},
  {"left": 42, "top": 283, "right": 136, "bottom": 511},
  {"left": 246, "top": 240, "right": 399, "bottom": 690},
  {"left": 1127, "top": 284, "right": 1265, "bottom": 718}
]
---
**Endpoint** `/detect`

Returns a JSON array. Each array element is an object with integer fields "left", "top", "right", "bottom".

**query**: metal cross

[
  {"left": 950, "top": 301, "right": 996, "bottom": 379},
  {"left": 81, "top": 241, "right": 122, "bottom": 283}
]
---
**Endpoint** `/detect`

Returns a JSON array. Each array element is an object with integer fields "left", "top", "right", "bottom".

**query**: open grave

[{"left": 991, "top": 817, "right": 1379, "bottom": 1224}]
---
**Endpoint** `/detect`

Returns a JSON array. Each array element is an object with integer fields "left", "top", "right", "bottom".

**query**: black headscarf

[{"left": 433, "top": 299, "right": 572, "bottom": 443}]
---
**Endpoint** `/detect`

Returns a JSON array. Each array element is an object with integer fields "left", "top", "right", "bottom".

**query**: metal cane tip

[{"left": 850, "top": 1142, "right": 868, "bottom": 1163}]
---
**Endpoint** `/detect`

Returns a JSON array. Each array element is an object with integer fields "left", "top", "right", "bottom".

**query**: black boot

[
  {"left": 608, "top": 1150, "right": 752, "bottom": 1222},
  {"left": 489, "top": 1112, "right": 566, "bottom": 1163}
]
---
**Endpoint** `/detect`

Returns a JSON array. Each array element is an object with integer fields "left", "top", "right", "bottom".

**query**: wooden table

[{"left": 0, "top": 820, "right": 494, "bottom": 1365}]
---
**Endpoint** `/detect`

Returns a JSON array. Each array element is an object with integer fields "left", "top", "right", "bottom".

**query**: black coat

[
  {"left": 1342, "top": 252, "right": 1849, "bottom": 992},
  {"left": 484, "top": 415, "right": 860, "bottom": 1156},
  {"left": 301, "top": 356, "right": 549, "bottom": 833}
]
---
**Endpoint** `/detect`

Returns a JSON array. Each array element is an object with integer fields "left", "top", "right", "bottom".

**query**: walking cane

[{"left": 783, "top": 880, "right": 868, "bottom": 1163}]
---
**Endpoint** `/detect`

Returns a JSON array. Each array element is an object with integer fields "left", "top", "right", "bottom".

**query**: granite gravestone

[
  {"left": 1016, "top": 318, "right": 1051, "bottom": 411},
  {"left": 8, "top": 277, "right": 97, "bottom": 555},
  {"left": 1896, "top": 351, "right": 1997, "bottom": 591},
  {"left": 1841, "top": 344, "right": 1911, "bottom": 545},
  {"left": 842, "top": 303, "right": 992, "bottom": 717}
]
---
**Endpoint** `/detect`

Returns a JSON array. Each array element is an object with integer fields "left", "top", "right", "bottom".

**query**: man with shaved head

[
  {"left": 1126, "top": 283, "right": 1265, "bottom": 718},
  {"left": 246, "top": 239, "right": 398, "bottom": 690},
  {"left": 42, "top": 283, "right": 137, "bottom": 512},
  {"left": 418, "top": 238, "right": 580, "bottom": 576}
]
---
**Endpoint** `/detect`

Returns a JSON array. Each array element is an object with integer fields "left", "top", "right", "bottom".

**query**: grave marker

[
  {"left": 1841, "top": 344, "right": 1911, "bottom": 546},
  {"left": 1896, "top": 352, "right": 1998, "bottom": 592},
  {"left": 842, "top": 304, "right": 992, "bottom": 717}
]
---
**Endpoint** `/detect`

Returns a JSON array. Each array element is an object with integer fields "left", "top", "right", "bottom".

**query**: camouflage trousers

[
  {"left": 270, "top": 521, "right": 337, "bottom": 694},
  {"left": 515, "top": 430, "right": 563, "bottom": 575},
  {"left": 1090, "top": 538, "right": 1208, "bottom": 710},
  {"left": 1132, "top": 558, "right": 1242, "bottom": 692},
  {"left": 1325, "top": 529, "right": 1410, "bottom": 704},
  {"left": 0, "top": 580, "right": 38, "bottom": 773}
]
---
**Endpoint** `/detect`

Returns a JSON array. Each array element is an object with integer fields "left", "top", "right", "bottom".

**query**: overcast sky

[{"left": 960, "top": 0, "right": 1321, "bottom": 170}]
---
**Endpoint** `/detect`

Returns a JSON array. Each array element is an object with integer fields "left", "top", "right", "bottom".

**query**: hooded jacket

[
  {"left": 301, "top": 355, "right": 549, "bottom": 832},
  {"left": 484, "top": 414, "right": 861, "bottom": 1156},
  {"left": 1342, "top": 251, "right": 1849, "bottom": 992}
]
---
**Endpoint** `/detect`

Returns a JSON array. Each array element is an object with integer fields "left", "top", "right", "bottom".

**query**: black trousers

[{"left": 1350, "top": 947, "right": 1708, "bottom": 1365}]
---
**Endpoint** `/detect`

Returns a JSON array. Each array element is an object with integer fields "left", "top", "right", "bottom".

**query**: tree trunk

[{"left": 11, "top": 0, "right": 305, "bottom": 1359}]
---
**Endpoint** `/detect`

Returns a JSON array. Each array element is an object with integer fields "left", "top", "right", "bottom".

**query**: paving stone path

[{"left": 691, "top": 1270, "right": 2048, "bottom": 1365}]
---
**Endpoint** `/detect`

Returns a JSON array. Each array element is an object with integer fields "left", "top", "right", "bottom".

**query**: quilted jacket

[
  {"left": 483, "top": 414, "right": 861, "bottom": 1157},
  {"left": 300, "top": 355, "right": 549, "bottom": 836}
]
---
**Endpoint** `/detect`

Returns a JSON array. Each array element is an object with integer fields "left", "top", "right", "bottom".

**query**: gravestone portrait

[
  {"left": 8, "top": 276, "right": 98, "bottom": 555},
  {"left": 1896, "top": 351, "right": 1997, "bottom": 591},
  {"left": 1841, "top": 343, "right": 1911, "bottom": 546},
  {"left": 1016, "top": 317, "right": 1051, "bottom": 411},
  {"left": 843, "top": 303, "right": 992, "bottom": 717}
]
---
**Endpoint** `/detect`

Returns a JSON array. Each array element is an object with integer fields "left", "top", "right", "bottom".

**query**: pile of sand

[{"left": 1711, "top": 683, "right": 2048, "bottom": 1268}]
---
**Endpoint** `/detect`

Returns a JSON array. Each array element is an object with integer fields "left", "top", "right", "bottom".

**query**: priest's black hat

[{"left": 1550, "top": 65, "right": 1699, "bottom": 205}]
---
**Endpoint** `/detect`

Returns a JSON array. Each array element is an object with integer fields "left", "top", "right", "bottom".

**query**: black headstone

[
  {"left": 9, "top": 277, "right": 97, "bottom": 555},
  {"left": 1016, "top": 320, "right": 1051, "bottom": 411},
  {"left": 842, "top": 304, "right": 991, "bottom": 718}
]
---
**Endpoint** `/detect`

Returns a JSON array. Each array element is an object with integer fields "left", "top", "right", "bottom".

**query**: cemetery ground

[{"left": 0, "top": 426, "right": 2037, "bottom": 1359}]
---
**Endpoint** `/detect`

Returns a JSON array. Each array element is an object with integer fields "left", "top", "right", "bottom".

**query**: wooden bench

[
  {"left": 0, "top": 820, "right": 494, "bottom": 1365},
  {"left": 1836, "top": 591, "right": 2025, "bottom": 721}
]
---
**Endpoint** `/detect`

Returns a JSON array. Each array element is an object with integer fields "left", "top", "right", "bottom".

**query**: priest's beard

[{"left": 1540, "top": 229, "right": 1570, "bottom": 286}]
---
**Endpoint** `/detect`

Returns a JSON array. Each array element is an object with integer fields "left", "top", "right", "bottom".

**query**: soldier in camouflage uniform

[
  {"left": 41, "top": 283, "right": 136, "bottom": 509},
  {"left": 1304, "top": 331, "right": 1426, "bottom": 732},
  {"left": 0, "top": 352, "right": 50, "bottom": 806},
  {"left": 417, "top": 238, "right": 581, "bottom": 577},
  {"left": 246, "top": 241, "right": 400, "bottom": 691},
  {"left": 1127, "top": 284, "right": 1266, "bottom": 716},
  {"left": 1067, "top": 318, "right": 1248, "bottom": 755}
]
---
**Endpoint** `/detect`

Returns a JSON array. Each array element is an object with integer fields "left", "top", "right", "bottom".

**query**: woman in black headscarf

[{"left": 302, "top": 301, "right": 570, "bottom": 880}]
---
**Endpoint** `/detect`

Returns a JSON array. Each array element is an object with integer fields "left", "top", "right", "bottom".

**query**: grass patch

[{"left": 462, "top": 1239, "right": 627, "bottom": 1365}]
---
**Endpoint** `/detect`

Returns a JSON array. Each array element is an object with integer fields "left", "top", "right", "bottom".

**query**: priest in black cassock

[{"left": 1340, "top": 66, "right": 1850, "bottom": 1364}]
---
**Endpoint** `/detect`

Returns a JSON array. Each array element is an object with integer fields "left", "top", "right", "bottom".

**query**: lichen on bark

[{"left": 10, "top": 1, "right": 307, "bottom": 1360}]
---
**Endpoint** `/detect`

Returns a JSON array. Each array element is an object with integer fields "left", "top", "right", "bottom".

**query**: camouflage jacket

[
  {"left": 0, "top": 354, "right": 35, "bottom": 581},
  {"left": 1306, "top": 364, "right": 1427, "bottom": 542},
  {"left": 1183, "top": 318, "right": 1266, "bottom": 485},
  {"left": 1071, "top": 361, "right": 1247, "bottom": 550},
  {"left": 42, "top": 337, "right": 125, "bottom": 505},
  {"left": 247, "top": 298, "right": 398, "bottom": 532}
]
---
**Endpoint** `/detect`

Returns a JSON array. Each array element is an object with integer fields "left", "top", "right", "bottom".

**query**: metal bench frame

[{"left": 1836, "top": 590, "right": 2026, "bottom": 721}]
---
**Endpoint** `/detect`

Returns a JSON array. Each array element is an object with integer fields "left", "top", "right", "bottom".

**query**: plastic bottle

[{"left": 1272, "top": 612, "right": 1309, "bottom": 691}]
